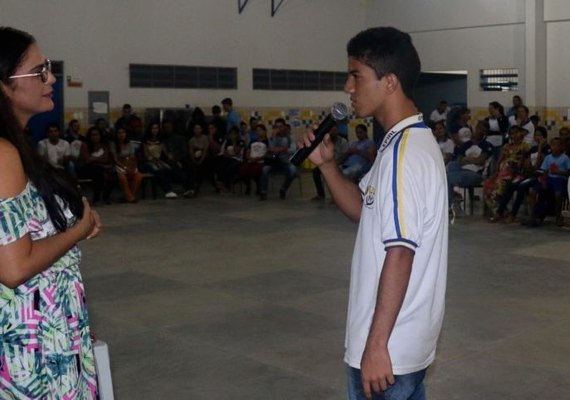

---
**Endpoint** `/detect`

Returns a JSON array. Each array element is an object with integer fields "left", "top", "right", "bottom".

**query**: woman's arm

[{"left": 0, "top": 141, "right": 100, "bottom": 288}]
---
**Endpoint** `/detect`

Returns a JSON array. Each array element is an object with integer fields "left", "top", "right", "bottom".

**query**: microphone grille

[{"left": 331, "top": 102, "right": 349, "bottom": 121}]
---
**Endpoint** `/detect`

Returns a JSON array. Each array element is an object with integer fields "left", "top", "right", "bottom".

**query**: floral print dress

[{"left": 0, "top": 182, "right": 98, "bottom": 399}]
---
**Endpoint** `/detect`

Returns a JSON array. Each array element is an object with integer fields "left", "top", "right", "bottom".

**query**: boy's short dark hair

[
  {"left": 356, "top": 124, "right": 368, "bottom": 132},
  {"left": 535, "top": 126, "right": 548, "bottom": 138},
  {"left": 221, "top": 97, "right": 233, "bottom": 106},
  {"left": 347, "top": 27, "right": 421, "bottom": 100}
]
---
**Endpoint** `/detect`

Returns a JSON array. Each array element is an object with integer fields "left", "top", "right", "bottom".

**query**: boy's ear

[{"left": 384, "top": 73, "right": 399, "bottom": 95}]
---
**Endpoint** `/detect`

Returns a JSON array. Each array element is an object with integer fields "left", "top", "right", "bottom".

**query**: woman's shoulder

[{"left": 0, "top": 138, "right": 28, "bottom": 198}]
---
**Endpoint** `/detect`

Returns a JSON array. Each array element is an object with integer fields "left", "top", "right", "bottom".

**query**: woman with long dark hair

[
  {"left": 79, "top": 126, "right": 115, "bottom": 205},
  {"left": 111, "top": 126, "right": 142, "bottom": 202},
  {"left": 0, "top": 27, "right": 100, "bottom": 398}
]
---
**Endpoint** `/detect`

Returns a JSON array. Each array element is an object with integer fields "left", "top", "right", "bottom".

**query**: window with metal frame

[{"left": 480, "top": 68, "right": 518, "bottom": 91}]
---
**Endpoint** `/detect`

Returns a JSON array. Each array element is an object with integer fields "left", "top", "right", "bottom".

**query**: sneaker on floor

[
  {"left": 165, "top": 191, "right": 178, "bottom": 199},
  {"left": 311, "top": 196, "right": 325, "bottom": 202}
]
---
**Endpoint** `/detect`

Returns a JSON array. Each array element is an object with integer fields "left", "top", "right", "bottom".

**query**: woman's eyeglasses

[{"left": 9, "top": 59, "right": 52, "bottom": 83}]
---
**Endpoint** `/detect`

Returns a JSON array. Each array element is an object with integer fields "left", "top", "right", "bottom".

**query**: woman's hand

[{"left": 73, "top": 198, "right": 101, "bottom": 241}]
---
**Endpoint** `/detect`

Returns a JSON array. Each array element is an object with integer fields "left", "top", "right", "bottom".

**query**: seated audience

[
  {"left": 37, "top": 123, "right": 72, "bottom": 173},
  {"left": 432, "top": 120, "right": 454, "bottom": 165},
  {"left": 527, "top": 137, "right": 570, "bottom": 226},
  {"left": 207, "top": 121, "right": 227, "bottom": 191},
  {"left": 63, "top": 119, "right": 83, "bottom": 143},
  {"left": 110, "top": 127, "right": 142, "bottom": 203},
  {"left": 311, "top": 124, "right": 348, "bottom": 201},
  {"left": 246, "top": 117, "right": 259, "bottom": 144},
  {"left": 162, "top": 120, "right": 194, "bottom": 197},
  {"left": 510, "top": 105, "right": 535, "bottom": 144},
  {"left": 484, "top": 126, "right": 530, "bottom": 221},
  {"left": 486, "top": 101, "right": 509, "bottom": 169},
  {"left": 496, "top": 126, "right": 551, "bottom": 223},
  {"left": 188, "top": 123, "right": 209, "bottom": 196},
  {"left": 447, "top": 120, "right": 494, "bottom": 207},
  {"left": 78, "top": 126, "right": 115, "bottom": 205},
  {"left": 259, "top": 118, "right": 297, "bottom": 200},
  {"left": 429, "top": 100, "right": 449, "bottom": 124},
  {"left": 337, "top": 124, "right": 376, "bottom": 181},
  {"left": 238, "top": 123, "right": 269, "bottom": 195},
  {"left": 217, "top": 126, "right": 245, "bottom": 190},
  {"left": 141, "top": 122, "right": 178, "bottom": 199},
  {"left": 209, "top": 105, "right": 227, "bottom": 134},
  {"left": 95, "top": 117, "right": 114, "bottom": 141},
  {"left": 448, "top": 107, "right": 472, "bottom": 147}
]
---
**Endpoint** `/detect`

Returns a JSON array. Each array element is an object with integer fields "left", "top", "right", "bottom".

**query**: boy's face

[
  {"left": 345, "top": 57, "right": 386, "bottom": 119},
  {"left": 551, "top": 140, "right": 562, "bottom": 155}
]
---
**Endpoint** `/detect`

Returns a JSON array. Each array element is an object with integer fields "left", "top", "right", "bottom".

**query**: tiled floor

[{"left": 80, "top": 179, "right": 570, "bottom": 399}]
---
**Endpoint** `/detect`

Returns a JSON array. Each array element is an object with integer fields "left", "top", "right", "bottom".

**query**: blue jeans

[
  {"left": 260, "top": 162, "right": 297, "bottom": 194},
  {"left": 347, "top": 366, "right": 427, "bottom": 400},
  {"left": 446, "top": 161, "right": 483, "bottom": 205}
]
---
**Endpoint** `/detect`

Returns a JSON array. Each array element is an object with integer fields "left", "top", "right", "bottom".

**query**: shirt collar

[{"left": 379, "top": 113, "right": 424, "bottom": 153}]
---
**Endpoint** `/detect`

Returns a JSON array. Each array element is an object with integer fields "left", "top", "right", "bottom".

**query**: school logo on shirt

[{"left": 364, "top": 185, "right": 376, "bottom": 208}]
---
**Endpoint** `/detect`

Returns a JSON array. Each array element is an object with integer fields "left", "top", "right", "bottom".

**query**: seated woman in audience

[
  {"left": 188, "top": 122, "right": 209, "bottom": 196},
  {"left": 217, "top": 126, "right": 245, "bottom": 190},
  {"left": 486, "top": 101, "right": 509, "bottom": 171},
  {"left": 78, "top": 126, "right": 115, "bottom": 205},
  {"left": 484, "top": 126, "right": 530, "bottom": 222},
  {"left": 142, "top": 122, "right": 177, "bottom": 199},
  {"left": 238, "top": 123, "right": 269, "bottom": 195},
  {"left": 496, "top": 126, "right": 551, "bottom": 223},
  {"left": 110, "top": 127, "right": 142, "bottom": 203},
  {"left": 207, "top": 122, "right": 226, "bottom": 191},
  {"left": 527, "top": 137, "right": 570, "bottom": 226},
  {"left": 432, "top": 120, "right": 454, "bottom": 165}
]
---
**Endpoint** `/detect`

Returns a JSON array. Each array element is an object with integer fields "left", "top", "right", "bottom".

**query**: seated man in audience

[
  {"left": 95, "top": 117, "right": 114, "bottom": 141},
  {"left": 447, "top": 120, "right": 494, "bottom": 207},
  {"left": 37, "top": 123, "right": 72, "bottom": 173},
  {"left": 337, "top": 124, "right": 376, "bottom": 182},
  {"left": 527, "top": 137, "right": 570, "bottom": 226},
  {"left": 430, "top": 100, "right": 449, "bottom": 124},
  {"left": 63, "top": 119, "right": 83, "bottom": 143},
  {"left": 311, "top": 124, "right": 348, "bottom": 201},
  {"left": 162, "top": 119, "right": 194, "bottom": 197},
  {"left": 259, "top": 118, "right": 297, "bottom": 200},
  {"left": 114, "top": 103, "right": 141, "bottom": 133},
  {"left": 432, "top": 120, "right": 454, "bottom": 165},
  {"left": 246, "top": 117, "right": 259, "bottom": 145}
]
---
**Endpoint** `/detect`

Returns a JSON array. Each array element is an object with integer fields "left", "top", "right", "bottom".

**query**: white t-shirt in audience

[{"left": 37, "top": 139, "right": 70, "bottom": 169}]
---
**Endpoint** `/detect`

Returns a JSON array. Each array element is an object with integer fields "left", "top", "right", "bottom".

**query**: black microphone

[{"left": 289, "top": 102, "right": 349, "bottom": 166}]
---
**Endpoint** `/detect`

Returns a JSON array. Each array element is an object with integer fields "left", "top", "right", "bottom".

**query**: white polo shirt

[{"left": 344, "top": 114, "right": 448, "bottom": 375}]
